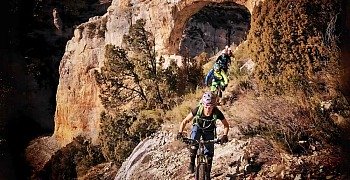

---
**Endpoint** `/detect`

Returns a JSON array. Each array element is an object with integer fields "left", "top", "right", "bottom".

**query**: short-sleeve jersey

[{"left": 191, "top": 106, "right": 225, "bottom": 130}]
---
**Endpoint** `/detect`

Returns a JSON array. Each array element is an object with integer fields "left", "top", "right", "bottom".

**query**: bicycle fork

[{"left": 195, "top": 154, "right": 211, "bottom": 180}]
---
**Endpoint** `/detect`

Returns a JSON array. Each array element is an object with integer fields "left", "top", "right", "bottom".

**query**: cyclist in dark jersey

[
  {"left": 216, "top": 50, "right": 231, "bottom": 73},
  {"left": 177, "top": 91, "right": 230, "bottom": 176}
]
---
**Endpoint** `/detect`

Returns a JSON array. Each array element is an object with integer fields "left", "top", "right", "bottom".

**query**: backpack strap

[{"left": 193, "top": 105, "right": 218, "bottom": 130}]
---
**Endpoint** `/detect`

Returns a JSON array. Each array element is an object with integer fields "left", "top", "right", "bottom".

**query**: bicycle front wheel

[{"left": 196, "top": 163, "right": 207, "bottom": 180}]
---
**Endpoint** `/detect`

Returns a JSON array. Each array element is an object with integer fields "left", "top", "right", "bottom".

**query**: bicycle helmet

[
  {"left": 213, "top": 63, "right": 221, "bottom": 71},
  {"left": 202, "top": 91, "right": 215, "bottom": 106}
]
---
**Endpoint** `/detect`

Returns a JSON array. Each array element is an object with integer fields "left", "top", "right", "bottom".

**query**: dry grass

[
  {"left": 164, "top": 90, "right": 204, "bottom": 124},
  {"left": 221, "top": 89, "right": 349, "bottom": 178},
  {"left": 232, "top": 40, "right": 249, "bottom": 61},
  {"left": 202, "top": 60, "right": 215, "bottom": 76}
]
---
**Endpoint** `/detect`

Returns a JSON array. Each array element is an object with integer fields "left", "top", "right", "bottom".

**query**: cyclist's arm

[
  {"left": 227, "top": 56, "right": 232, "bottom": 65},
  {"left": 221, "top": 118, "right": 229, "bottom": 136},
  {"left": 178, "top": 113, "right": 194, "bottom": 133},
  {"left": 205, "top": 69, "right": 213, "bottom": 85}
]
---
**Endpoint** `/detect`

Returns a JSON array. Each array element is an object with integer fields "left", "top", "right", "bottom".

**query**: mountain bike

[{"left": 182, "top": 137, "right": 221, "bottom": 180}]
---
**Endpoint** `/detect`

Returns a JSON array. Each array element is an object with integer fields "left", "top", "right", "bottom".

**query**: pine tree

[{"left": 95, "top": 19, "right": 167, "bottom": 109}]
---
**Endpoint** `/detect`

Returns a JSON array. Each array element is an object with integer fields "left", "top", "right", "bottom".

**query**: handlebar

[{"left": 181, "top": 137, "right": 221, "bottom": 145}]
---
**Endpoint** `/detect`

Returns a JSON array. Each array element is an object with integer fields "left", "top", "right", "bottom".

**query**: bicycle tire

[{"left": 195, "top": 163, "right": 207, "bottom": 180}]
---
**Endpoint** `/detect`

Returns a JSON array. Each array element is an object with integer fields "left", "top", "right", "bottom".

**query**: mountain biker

[
  {"left": 177, "top": 91, "right": 230, "bottom": 176},
  {"left": 216, "top": 48, "right": 231, "bottom": 73},
  {"left": 205, "top": 62, "right": 229, "bottom": 95},
  {"left": 224, "top": 45, "right": 233, "bottom": 57}
]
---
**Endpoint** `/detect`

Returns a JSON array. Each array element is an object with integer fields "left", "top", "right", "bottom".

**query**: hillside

[
  {"left": 7, "top": 0, "right": 349, "bottom": 179},
  {"left": 114, "top": 39, "right": 350, "bottom": 179},
  {"left": 115, "top": 84, "right": 350, "bottom": 179},
  {"left": 106, "top": 0, "right": 350, "bottom": 179}
]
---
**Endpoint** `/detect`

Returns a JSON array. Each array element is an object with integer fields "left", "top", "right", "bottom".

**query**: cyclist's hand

[
  {"left": 220, "top": 135, "right": 228, "bottom": 144},
  {"left": 176, "top": 132, "right": 184, "bottom": 140}
]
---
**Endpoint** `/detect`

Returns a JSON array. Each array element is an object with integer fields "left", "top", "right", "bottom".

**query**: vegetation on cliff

[
  {"left": 94, "top": 19, "right": 204, "bottom": 166},
  {"left": 229, "top": 0, "right": 350, "bottom": 178},
  {"left": 36, "top": 0, "right": 350, "bottom": 179}
]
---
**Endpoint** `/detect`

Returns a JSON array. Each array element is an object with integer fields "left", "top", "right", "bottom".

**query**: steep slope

[
  {"left": 24, "top": 0, "right": 350, "bottom": 179},
  {"left": 115, "top": 1, "right": 350, "bottom": 179},
  {"left": 115, "top": 87, "right": 349, "bottom": 179},
  {"left": 25, "top": 0, "right": 260, "bottom": 174}
]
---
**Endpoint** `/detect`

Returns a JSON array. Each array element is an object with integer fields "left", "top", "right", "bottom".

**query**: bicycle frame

[{"left": 182, "top": 138, "right": 221, "bottom": 180}]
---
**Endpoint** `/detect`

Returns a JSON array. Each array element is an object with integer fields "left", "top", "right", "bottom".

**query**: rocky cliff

[
  {"left": 54, "top": 0, "right": 259, "bottom": 145},
  {"left": 2, "top": 0, "right": 110, "bottom": 178},
  {"left": 26, "top": 0, "right": 350, "bottom": 177},
  {"left": 26, "top": 0, "right": 261, "bottom": 171},
  {"left": 26, "top": 1, "right": 257, "bottom": 158}
]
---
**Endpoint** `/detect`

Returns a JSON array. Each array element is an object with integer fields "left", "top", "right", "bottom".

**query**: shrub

[
  {"left": 240, "top": 122, "right": 311, "bottom": 154},
  {"left": 247, "top": 0, "right": 342, "bottom": 102},
  {"left": 98, "top": 111, "right": 136, "bottom": 163},
  {"left": 74, "top": 138, "right": 105, "bottom": 177},
  {"left": 128, "top": 109, "right": 163, "bottom": 140},
  {"left": 232, "top": 41, "right": 250, "bottom": 61}
]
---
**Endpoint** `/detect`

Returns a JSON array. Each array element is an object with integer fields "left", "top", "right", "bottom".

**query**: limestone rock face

[
  {"left": 53, "top": 16, "right": 108, "bottom": 145},
  {"left": 106, "top": 0, "right": 260, "bottom": 55},
  {"left": 52, "top": 0, "right": 262, "bottom": 147},
  {"left": 25, "top": 0, "right": 350, "bottom": 176}
]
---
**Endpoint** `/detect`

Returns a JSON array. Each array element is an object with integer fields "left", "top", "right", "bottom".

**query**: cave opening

[{"left": 179, "top": 2, "right": 251, "bottom": 58}]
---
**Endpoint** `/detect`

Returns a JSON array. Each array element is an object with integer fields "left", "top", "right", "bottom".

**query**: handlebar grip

[{"left": 182, "top": 138, "right": 196, "bottom": 144}]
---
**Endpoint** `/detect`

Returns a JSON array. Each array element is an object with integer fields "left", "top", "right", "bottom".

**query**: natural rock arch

[{"left": 167, "top": 0, "right": 256, "bottom": 54}]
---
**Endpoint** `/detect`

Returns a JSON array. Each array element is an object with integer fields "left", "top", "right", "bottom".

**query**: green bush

[
  {"left": 247, "top": 0, "right": 342, "bottom": 101},
  {"left": 98, "top": 109, "right": 163, "bottom": 165},
  {"left": 98, "top": 111, "right": 136, "bottom": 163},
  {"left": 75, "top": 139, "right": 105, "bottom": 177},
  {"left": 129, "top": 110, "right": 163, "bottom": 139}
]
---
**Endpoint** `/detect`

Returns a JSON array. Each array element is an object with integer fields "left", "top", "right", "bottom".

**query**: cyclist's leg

[
  {"left": 224, "top": 67, "right": 228, "bottom": 74},
  {"left": 203, "top": 130, "right": 215, "bottom": 178},
  {"left": 202, "top": 130, "right": 215, "bottom": 157},
  {"left": 210, "top": 82, "right": 217, "bottom": 92},
  {"left": 189, "top": 125, "right": 202, "bottom": 173},
  {"left": 219, "top": 81, "right": 225, "bottom": 97},
  {"left": 210, "top": 82, "right": 220, "bottom": 104},
  {"left": 206, "top": 156, "right": 213, "bottom": 179}
]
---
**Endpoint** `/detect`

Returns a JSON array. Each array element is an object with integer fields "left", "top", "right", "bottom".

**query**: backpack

[
  {"left": 192, "top": 103, "right": 218, "bottom": 130},
  {"left": 204, "top": 69, "right": 214, "bottom": 86},
  {"left": 205, "top": 68, "right": 224, "bottom": 86},
  {"left": 216, "top": 54, "right": 230, "bottom": 68}
]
